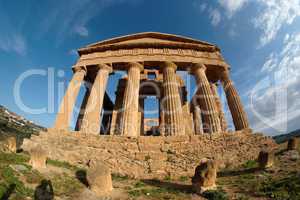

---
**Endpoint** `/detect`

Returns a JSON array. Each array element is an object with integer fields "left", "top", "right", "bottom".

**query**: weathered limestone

[
  {"left": 210, "top": 83, "right": 227, "bottom": 132},
  {"left": 4, "top": 137, "right": 17, "bottom": 152},
  {"left": 287, "top": 137, "right": 299, "bottom": 151},
  {"left": 221, "top": 70, "right": 249, "bottom": 130},
  {"left": 192, "top": 64, "right": 221, "bottom": 133},
  {"left": 192, "top": 104, "right": 204, "bottom": 134},
  {"left": 87, "top": 163, "right": 113, "bottom": 197},
  {"left": 29, "top": 145, "right": 48, "bottom": 169},
  {"left": 22, "top": 129, "right": 277, "bottom": 179},
  {"left": 120, "top": 62, "right": 143, "bottom": 137},
  {"left": 80, "top": 64, "right": 112, "bottom": 134},
  {"left": 192, "top": 159, "right": 218, "bottom": 193},
  {"left": 161, "top": 61, "right": 185, "bottom": 136},
  {"left": 52, "top": 32, "right": 251, "bottom": 136},
  {"left": 54, "top": 66, "right": 86, "bottom": 130},
  {"left": 257, "top": 150, "right": 274, "bottom": 169}
]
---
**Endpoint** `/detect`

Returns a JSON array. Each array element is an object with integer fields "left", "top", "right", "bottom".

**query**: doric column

[
  {"left": 161, "top": 61, "right": 185, "bottom": 136},
  {"left": 120, "top": 62, "right": 143, "bottom": 137},
  {"left": 80, "top": 64, "right": 112, "bottom": 134},
  {"left": 54, "top": 66, "right": 86, "bottom": 130},
  {"left": 210, "top": 83, "right": 228, "bottom": 132},
  {"left": 221, "top": 70, "right": 249, "bottom": 130},
  {"left": 191, "top": 63, "right": 221, "bottom": 133},
  {"left": 75, "top": 87, "right": 91, "bottom": 131},
  {"left": 193, "top": 104, "right": 204, "bottom": 134}
]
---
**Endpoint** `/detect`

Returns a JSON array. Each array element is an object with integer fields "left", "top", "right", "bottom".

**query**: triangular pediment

[{"left": 85, "top": 32, "right": 215, "bottom": 48}]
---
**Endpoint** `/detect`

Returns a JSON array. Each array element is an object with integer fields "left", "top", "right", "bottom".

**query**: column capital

[
  {"left": 220, "top": 70, "right": 231, "bottom": 81},
  {"left": 96, "top": 63, "right": 113, "bottom": 73},
  {"left": 127, "top": 62, "right": 144, "bottom": 71},
  {"left": 161, "top": 61, "right": 177, "bottom": 71},
  {"left": 190, "top": 63, "right": 206, "bottom": 75},
  {"left": 72, "top": 65, "right": 87, "bottom": 75}
]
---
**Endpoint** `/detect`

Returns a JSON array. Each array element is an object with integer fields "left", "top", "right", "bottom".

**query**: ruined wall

[{"left": 22, "top": 129, "right": 276, "bottom": 179}]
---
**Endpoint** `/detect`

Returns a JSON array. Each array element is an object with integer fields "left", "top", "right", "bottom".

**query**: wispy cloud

[
  {"left": 218, "top": 0, "right": 248, "bottom": 17},
  {"left": 209, "top": 9, "right": 221, "bottom": 26},
  {"left": 253, "top": 0, "right": 300, "bottom": 47},
  {"left": 247, "top": 32, "right": 300, "bottom": 135},
  {"left": 0, "top": 34, "right": 27, "bottom": 56},
  {"left": 0, "top": 3, "right": 27, "bottom": 56},
  {"left": 39, "top": 0, "right": 143, "bottom": 43}
]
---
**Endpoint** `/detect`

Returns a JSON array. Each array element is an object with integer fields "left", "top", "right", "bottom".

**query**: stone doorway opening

[{"left": 143, "top": 97, "right": 160, "bottom": 136}]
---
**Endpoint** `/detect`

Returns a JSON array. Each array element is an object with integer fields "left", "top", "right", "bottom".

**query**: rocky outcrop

[{"left": 22, "top": 129, "right": 277, "bottom": 179}]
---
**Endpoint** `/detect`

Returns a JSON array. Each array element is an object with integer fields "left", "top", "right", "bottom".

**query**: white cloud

[
  {"left": 68, "top": 49, "right": 78, "bottom": 57},
  {"left": 0, "top": 34, "right": 27, "bottom": 56},
  {"left": 39, "top": 0, "right": 143, "bottom": 42},
  {"left": 218, "top": 0, "right": 248, "bottom": 17},
  {"left": 74, "top": 26, "right": 89, "bottom": 37},
  {"left": 248, "top": 32, "right": 300, "bottom": 135},
  {"left": 253, "top": 0, "right": 300, "bottom": 47},
  {"left": 209, "top": 9, "right": 221, "bottom": 26}
]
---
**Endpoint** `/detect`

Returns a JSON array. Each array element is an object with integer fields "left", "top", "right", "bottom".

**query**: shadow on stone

[
  {"left": 34, "top": 180, "right": 54, "bottom": 200},
  {"left": 142, "top": 179, "right": 193, "bottom": 194},
  {"left": 76, "top": 170, "right": 89, "bottom": 187},
  {"left": 0, "top": 184, "right": 16, "bottom": 200}
]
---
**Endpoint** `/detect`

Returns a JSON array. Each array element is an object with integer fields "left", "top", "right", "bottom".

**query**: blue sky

[{"left": 0, "top": 0, "right": 300, "bottom": 136}]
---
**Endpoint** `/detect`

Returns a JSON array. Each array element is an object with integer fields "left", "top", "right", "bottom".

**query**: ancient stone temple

[
  {"left": 53, "top": 32, "right": 249, "bottom": 136},
  {"left": 24, "top": 33, "right": 276, "bottom": 179}
]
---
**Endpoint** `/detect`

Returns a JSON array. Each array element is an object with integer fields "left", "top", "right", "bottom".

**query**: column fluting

[
  {"left": 80, "top": 64, "right": 112, "bottom": 134},
  {"left": 120, "top": 62, "right": 143, "bottom": 137},
  {"left": 193, "top": 104, "right": 204, "bottom": 134},
  {"left": 54, "top": 66, "right": 86, "bottom": 130},
  {"left": 161, "top": 61, "right": 185, "bottom": 136},
  {"left": 221, "top": 70, "right": 249, "bottom": 130},
  {"left": 192, "top": 63, "right": 221, "bottom": 133}
]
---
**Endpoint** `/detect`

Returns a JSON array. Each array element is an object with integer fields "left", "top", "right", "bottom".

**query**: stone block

[
  {"left": 87, "top": 163, "right": 113, "bottom": 197},
  {"left": 192, "top": 159, "right": 217, "bottom": 193},
  {"left": 4, "top": 137, "right": 17, "bottom": 153},
  {"left": 287, "top": 137, "right": 299, "bottom": 151},
  {"left": 257, "top": 150, "right": 274, "bottom": 169},
  {"left": 29, "top": 145, "right": 48, "bottom": 169}
]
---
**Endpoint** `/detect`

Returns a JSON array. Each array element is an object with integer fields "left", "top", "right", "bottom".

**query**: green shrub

[
  {"left": 260, "top": 175, "right": 300, "bottom": 200},
  {"left": 1, "top": 166, "right": 33, "bottom": 197},
  {"left": 202, "top": 189, "right": 229, "bottom": 200},
  {"left": 242, "top": 160, "right": 257, "bottom": 169}
]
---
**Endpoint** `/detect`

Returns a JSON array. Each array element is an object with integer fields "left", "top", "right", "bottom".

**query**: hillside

[
  {"left": 0, "top": 105, "right": 45, "bottom": 142},
  {"left": 273, "top": 129, "right": 300, "bottom": 144}
]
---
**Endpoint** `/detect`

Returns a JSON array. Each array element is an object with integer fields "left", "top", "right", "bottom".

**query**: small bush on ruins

[{"left": 202, "top": 189, "right": 229, "bottom": 200}]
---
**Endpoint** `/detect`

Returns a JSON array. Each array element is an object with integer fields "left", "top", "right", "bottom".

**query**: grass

[
  {"left": 112, "top": 173, "right": 129, "bottom": 181},
  {"left": 128, "top": 186, "right": 184, "bottom": 199},
  {"left": 0, "top": 152, "right": 29, "bottom": 165},
  {"left": 0, "top": 151, "right": 85, "bottom": 199},
  {"left": 0, "top": 166, "right": 34, "bottom": 199},
  {"left": 178, "top": 176, "right": 189, "bottom": 182},
  {"left": 242, "top": 160, "right": 257, "bottom": 169},
  {"left": 259, "top": 173, "right": 300, "bottom": 200},
  {"left": 51, "top": 173, "right": 84, "bottom": 196},
  {"left": 47, "top": 159, "right": 82, "bottom": 172},
  {"left": 202, "top": 189, "right": 229, "bottom": 200}
]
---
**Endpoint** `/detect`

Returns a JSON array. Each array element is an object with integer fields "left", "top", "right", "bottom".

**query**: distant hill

[
  {"left": 273, "top": 129, "right": 300, "bottom": 144},
  {"left": 0, "top": 105, "right": 45, "bottom": 141}
]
